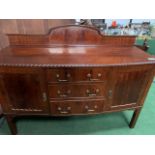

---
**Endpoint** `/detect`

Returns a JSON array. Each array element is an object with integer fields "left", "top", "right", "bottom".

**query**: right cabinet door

[{"left": 110, "top": 66, "right": 153, "bottom": 109}]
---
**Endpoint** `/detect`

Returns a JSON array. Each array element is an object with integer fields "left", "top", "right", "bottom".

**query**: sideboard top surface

[
  {"left": 0, "top": 25, "right": 155, "bottom": 67},
  {"left": 0, "top": 45, "right": 155, "bottom": 67}
]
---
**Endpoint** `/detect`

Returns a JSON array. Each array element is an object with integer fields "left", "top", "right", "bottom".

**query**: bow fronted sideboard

[{"left": 0, "top": 25, "right": 155, "bottom": 134}]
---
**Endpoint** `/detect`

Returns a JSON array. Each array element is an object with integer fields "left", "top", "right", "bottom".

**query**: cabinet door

[
  {"left": 0, "top": 68, "right": 49, "bottom": 114},
  {"left": 110, "top": 66, "right": 152, "bottom": 109}
]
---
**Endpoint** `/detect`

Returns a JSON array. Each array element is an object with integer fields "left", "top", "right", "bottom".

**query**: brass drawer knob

[
  {"left": 57, "top": 106, "right": 71, "bottom": 114},
  {"left": 86, "top": 89, "right": 90, "bottom": 94},
  {"left": 87, "top": 73, "right": 102, "bottom": 81},
  {"left": 67, "top": 107, "right": 71, "bottom": 110},
  {"left": 87, "top": 73, "right": 91, "bottom": 78},
  {"left": 97, "top": 73, "right": 102, "bottom": 77},
  {"left": 86, "top": 89, "right": 99, "bottom": 97},
  {"left": 57, "top": 90, "right": 61, "bottom": 94},
  {"left": 56, "top": 73, "right": 71, "bottom": 82},
  {"left": 57, "top": 107, "right": 62, "bottom": 111},
  {"left": 58, "top": 106, "right": 71, "bottom": 110},
  {"left": 85, "top": 105, "right": 97, "bottom": 112},
  {"left": 66, "top": 73, "right": 71, "bottom": 78},
  {"left": 85, "top": 105, "right": 89, "bottom": 109},
  {"left": 67, "top": 90, "right": 71, "bottom": 94},
  {"left": 94, "top": 105, "right": 98, "bottom": 109},
  {"left": 96, "top": 89, "right": 100, "bottom": 93},
  {"left": 42, "top": 92, "right": 47, "bottom": 102},
  {"left": 108, "top": 90, "right": 113, "bottom": 99},
  {"left": 56, "top": 74, "right": 60, "bottom": 78},
  {"left": 57, "top": 90, "right": 71, "bottom": 97}
]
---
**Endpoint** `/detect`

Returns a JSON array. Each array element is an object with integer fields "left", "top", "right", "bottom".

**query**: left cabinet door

[{"left": 0, "top": 68, "right": 49, "bottom": 114}]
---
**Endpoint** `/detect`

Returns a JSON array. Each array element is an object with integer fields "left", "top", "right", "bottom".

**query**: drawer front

[
  {"left": 48, "top": 83, "right": 105, "bottom": 99},
  {"left": 50, "top": 99, "right": 105, "bottom": 115},
  {"left": 46, "top": 68, "right": 108, "bottom": 83}
]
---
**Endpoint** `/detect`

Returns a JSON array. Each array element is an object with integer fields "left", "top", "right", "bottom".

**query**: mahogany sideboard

[{"left": 0, "top": 25, "right": 155, "bottom": 134}]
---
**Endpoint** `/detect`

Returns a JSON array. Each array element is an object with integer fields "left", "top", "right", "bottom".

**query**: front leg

[
  {"left": 129, "top": 108, "right": 142, "bottom": 128},
  {"left": 5, "top": 115, "right": 17, "bottom": 135}
]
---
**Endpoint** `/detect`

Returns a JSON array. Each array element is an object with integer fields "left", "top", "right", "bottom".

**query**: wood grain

[
  {"left": 0, "top": 25, "right": 154, "bottom": 134},
  {"left": 0, "top": 103, "right": 2, "bottom": 116},
  {"left": 0, "top": 19, "right": 75, "bottom": 49}
]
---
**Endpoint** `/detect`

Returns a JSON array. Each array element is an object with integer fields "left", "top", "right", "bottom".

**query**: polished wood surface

[
  {"left": 50, "top": 99, "right": 105, "bottom": 116},
  {"left": 0, "top": 19, "right": 75, "bottom": 50},
  {"left": 1, "top": 69, "right": 49, "bottom": 114},
  {"left": 48, "top": 83, "right": 106, "bottom": 99},
  {"left": 0, "top": 104, "right": 2, "bottom": 117},
  {"left": 0, "top": 25, "right": 155, "bottom": 134},
  {"left": 1, "top": 46, "right": 154, "bottom": 67},
  {"left": 0, "top": 25, "right": 154, "bottom": 67},
  {"left": 129, "top": 108, "right": 142, "bottom": 128},
  {"left": 46, "top": 68, "right": 108, "bottom": 82}
]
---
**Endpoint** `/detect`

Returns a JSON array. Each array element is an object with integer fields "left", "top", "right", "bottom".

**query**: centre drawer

[
  {"left": 48, "top": 83, "right": 106, "bottom": 99},
  {"left": 50, "top": 99, "right": 105, "bottom": 115},
  {"left": 46, "top": 68, "right": 109, "bottom": 83}
]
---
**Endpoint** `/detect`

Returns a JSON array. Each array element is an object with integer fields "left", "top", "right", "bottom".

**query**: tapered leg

[
  {"left": 129, "top": 108, "right": 142, "bottom": 128},
  {"left": 6, "top": 115, "right": 17, "bottom": 135}
]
